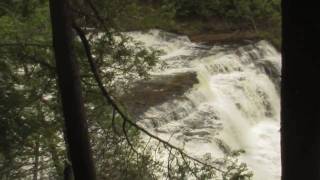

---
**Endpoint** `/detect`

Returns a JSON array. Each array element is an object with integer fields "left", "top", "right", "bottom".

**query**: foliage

[
  {"left": 172, "top": 0, "right": 281, "bottom": 21},
  {"left": 0, "top": 0, "right": 161, "bottom": 178},
  {"left": 100, "top": 0, "right": 281, "bottom": 48},
  {"left": 89, "top": 0, "right": 176, "bottom": 31},
  {"left": 0, "top": 1, "right": 64, "bottom": 179},
  {"left": 0, "top": 0, "right": 257, "bottom": 179}
]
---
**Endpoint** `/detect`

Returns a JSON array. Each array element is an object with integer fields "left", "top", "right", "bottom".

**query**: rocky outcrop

[{"left": 119, "top": 72, "right": 199, "bottom": 119}]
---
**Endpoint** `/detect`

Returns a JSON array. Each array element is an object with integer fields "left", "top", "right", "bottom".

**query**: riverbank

[
  {"left": 123, "top": 18, "right": 280, "bottom": 50},
  {"left": 165, "top": 18, "right": 280, "bottom": 50},
  {"left": 114, "top": 1, "right": 281, "bottom": 50}
]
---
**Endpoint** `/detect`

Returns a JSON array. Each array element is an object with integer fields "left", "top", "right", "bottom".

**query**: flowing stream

[{"left": 127, "top": 30, "right": 281, "bottom": 180}]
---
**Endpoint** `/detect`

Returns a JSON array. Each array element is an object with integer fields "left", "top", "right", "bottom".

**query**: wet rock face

[
  {"left": 119, "top": 72, "right": 199, "bottom": 119},
  {"left": 256, "top": 60, "right": 281, "bottom": 94}
]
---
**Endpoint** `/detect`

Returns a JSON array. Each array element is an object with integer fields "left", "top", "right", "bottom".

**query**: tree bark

[
  {"left": 49, "top": 0, "right": 96, "bottom": 180},
  {"left": 281, "top": 1, "right": 320, "bottom": 179}
]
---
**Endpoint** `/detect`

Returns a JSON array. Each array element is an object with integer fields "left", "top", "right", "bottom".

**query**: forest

[{"left": 2, "top": 0, "right": 315, "bottom": 180}]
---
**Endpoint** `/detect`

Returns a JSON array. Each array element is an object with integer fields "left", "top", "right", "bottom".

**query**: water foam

[{"left": 128, "top": 30, "right": 281, "bottom": 180}]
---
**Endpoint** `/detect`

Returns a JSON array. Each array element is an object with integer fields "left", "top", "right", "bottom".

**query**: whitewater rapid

[{"left": 128, "top": 30, "right": 281, "bottom": 180}]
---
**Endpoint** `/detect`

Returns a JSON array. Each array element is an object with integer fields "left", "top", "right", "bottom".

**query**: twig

[
  {"left": 180, "top": 151, "right": 200, "bottom": 179},
  {"left": 166, "top": 147, "right": 172, "bottom": 180},
  {"left": 83, "top": 0, "right": 113, "bottom": 30},
  {"left": 111, "top": 107, "right": 120, "bottom": 135},
  {"left": 122, "top": 120, "right": 139, "bottom": 155},
  {"left": 142, "top": 137, "right": 152, "bottom": 155}
]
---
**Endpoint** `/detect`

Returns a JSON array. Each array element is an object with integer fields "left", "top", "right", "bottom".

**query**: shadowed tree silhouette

[
  {"left": 49, "top": 0, "right": 96, "bottom": 179},
  {"left": 281, "top": 0, "right": 320, "bottom": 179}
]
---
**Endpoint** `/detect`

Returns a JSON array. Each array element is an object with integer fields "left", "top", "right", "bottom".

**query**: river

[{"left": 126, "top": 30, "right": 281, "bottom": 180}]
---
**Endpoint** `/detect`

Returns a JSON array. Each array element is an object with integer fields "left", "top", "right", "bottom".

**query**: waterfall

[{"left": 127, "top": 30, "right": 281, "bottom": 180}]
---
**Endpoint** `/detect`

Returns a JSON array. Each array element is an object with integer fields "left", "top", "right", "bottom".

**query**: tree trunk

[
  {"left": 48, "top": 0, "right": 96, "bottom": 179},
  {"left": 64, "top": 162, "right": 74, "bottom": 180},
  {"left": 22, "top": 0, "right": 30, "bottom": 17},
  {"left": 281, "top": 1, "right": 320, "bottom": 179},
  {"left": 32, "top": 139, "right": 39, "bottom": 180}
]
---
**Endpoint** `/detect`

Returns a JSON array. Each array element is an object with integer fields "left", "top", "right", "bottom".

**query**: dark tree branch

[
  {"left": 166, "top": 147, "right": 172, "bottom": 180},
  {"left": 180, "top": 151, "right": 200, "bottom": 179},
  {"left": 73, "top": 24, "right": 225, "bottom": 173},
  {"left": 122, "top": 120, "right": 139, "bottom": 155},
  {"left": 83, "top": 0, "right": 113, "bottom": 29}
]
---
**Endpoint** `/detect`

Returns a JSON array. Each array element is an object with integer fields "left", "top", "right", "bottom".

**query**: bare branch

[
  {"left": 122, "top": 119, "right": 139, "bottom": 155},
  {"left": 83, "top": 0, "right": 113, "bottom": 29},
  {"left": 166, "top": 147, "right": 172, "bottom": 180},
  {"left": 111, "top": 107, "right": 120, "bottom": 135},
  {"left": 180, "top": 151, "right": 200, "bottom": 179}
]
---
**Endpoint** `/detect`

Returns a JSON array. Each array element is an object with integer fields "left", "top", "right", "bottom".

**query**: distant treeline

[{"left": 93, "top": 0, "right": 281, "bottom": 48}]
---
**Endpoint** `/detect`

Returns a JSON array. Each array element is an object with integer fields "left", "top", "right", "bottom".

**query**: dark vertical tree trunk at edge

[
  {"left": 281, "top": 1, "right": 320, "bottom": 180},
  {"left": 49, "top": 0, "right": 96, "bottom": 180}
]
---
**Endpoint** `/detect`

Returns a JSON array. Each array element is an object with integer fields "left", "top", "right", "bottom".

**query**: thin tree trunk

[
  {"left": 39, "top": 156, "right": 44, "bottom": 180},
  {"left": 32, "top": 138, "right": 39, "bottom": 180},
  {"left": 22, "top": 0, "right": 30, "bottom": 17},
  {"left": 48, "top": 0, "right": 96, "bottom": 179},
  {"left": 48, "top": 143, "right": 64, "bottom": 179},
  {"left": 281, "top": 0, "right": 320, "bottom": 179}
]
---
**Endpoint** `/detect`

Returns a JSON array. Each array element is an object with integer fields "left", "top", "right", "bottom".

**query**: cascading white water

[{"left": 127, "top": 30, "right": 281, "bottom": 180}]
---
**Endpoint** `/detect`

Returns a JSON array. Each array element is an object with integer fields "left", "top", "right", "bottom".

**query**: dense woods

[
  {"left": 90, "top": 0, "right": 281, "bottom": 48},
  {"left": 0, "top": 0, "right": 300, "bottom": 180}
]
